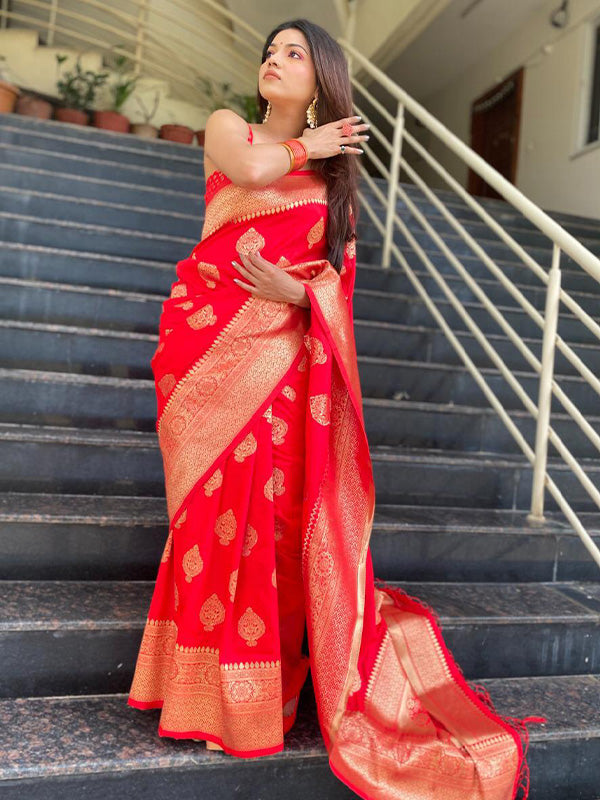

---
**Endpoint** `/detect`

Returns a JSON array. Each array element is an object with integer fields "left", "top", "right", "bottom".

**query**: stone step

[
  {"left": 0, "top": 368, "right": 597, "bottom": 458},
  {"left": 3, "top": 177, "right": 599, "bottom": 264},
  {"left": 2, "top": 313, "right": 598, "bottom": 382},
  {"left": 0, "top": 114, "right": 598, "bottom": 236},
  {"left": 0, "top": 673, "right": 597, "bottom": 799},
  {"left": 2, "top": 492, "right": 598, "bottom": 583},
  {"left": 0, "top": 579, "right": 599, "bottom": 700},
  {"left": 0, "top": 117, "right": 202, "bottom": 171},
  {"left": 2, "top": 240, "right": 598, "bottom": 301},
  {"left": 0, "top": 274, "right": 595, "bottom": 344},
  {"left": 0, "top": 422, "right": 598, "bottom": 511}
]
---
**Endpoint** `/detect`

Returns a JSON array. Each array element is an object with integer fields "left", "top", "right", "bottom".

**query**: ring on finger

[{"left": 341, "top": 122, "right": 354, "bottom": 137}]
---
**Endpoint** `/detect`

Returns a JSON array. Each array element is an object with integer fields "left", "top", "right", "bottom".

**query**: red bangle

[{"left": 282, "top": 138, "right": 307, "bottom": 171}]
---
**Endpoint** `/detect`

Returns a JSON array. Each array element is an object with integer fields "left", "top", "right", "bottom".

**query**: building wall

[{"left": 417, "top": 0, "right": 600, "bottom": 219}]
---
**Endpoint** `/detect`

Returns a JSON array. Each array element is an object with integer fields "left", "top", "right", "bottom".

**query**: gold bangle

[{"left": 280, "top": 142, "right": 295, "bottom": 173}]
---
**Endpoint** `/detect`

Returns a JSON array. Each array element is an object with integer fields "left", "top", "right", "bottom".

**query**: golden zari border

[
  {"left": 128, "top": 618, "right": 287, "bottom": 753},
  {"left": 158, "top": 295, "right": 309, "bottom": 522},
  {"left": 201, "top": 173, "right": 328, "bottom": 240}
]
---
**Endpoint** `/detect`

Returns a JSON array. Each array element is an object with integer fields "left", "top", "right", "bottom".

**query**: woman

[{"left": 127, "top": 18, "right": 545, "bottom": 798}]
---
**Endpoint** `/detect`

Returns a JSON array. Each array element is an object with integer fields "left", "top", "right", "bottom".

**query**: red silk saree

[{"left": 127, "top": 139, "right": 546, "bottom": 798}]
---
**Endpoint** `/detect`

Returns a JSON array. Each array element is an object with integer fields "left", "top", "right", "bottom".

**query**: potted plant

[
  {"left": 193, "top": 77, "right": 258, "bottom": 145},
  {"left": 0, "top": 55, "right": 21, "bottom": 113},
  {"left": 131, "top": 90, "right": 160, "bottom": 139},
  {"left": 15, "top": 91, "right": 53, "bottom": 119},
  {"left": 93, "top": 50, "right": 137, "bottom": 133},
  {"left": 54, "top": 53, "right": 109, "bottom": 125},
  {"left": 159, "top": 109, "right": 194, "bottom": 144}
]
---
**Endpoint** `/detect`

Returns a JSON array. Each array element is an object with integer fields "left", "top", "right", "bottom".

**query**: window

[{"left": 586, "top": 22, "right": 600, "bottom": 144}]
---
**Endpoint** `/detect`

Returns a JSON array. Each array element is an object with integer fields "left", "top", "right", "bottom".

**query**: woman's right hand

[{"left": 299, "top": 115, "right": 370, "bottom": 160}]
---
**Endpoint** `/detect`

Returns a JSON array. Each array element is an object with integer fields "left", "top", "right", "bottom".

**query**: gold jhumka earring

[
  {"left": 262, "top": 100, "right": 271, "bottom": 122},
  {"left": 306, "top": 97, "right": 317, "bottom": 128}
]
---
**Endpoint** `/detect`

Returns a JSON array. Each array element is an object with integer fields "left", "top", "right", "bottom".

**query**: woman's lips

[{"left": 264, "top": 73, "right": 280, "bottom": 79}]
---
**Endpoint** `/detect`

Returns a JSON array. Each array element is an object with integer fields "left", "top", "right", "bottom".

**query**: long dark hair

[{"left": 257, "top": 19, "right": 359, "bottom": 274}]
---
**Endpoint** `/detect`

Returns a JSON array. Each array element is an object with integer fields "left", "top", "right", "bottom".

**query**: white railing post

[
  {"left": 47, "top": 0, "right": 59, "bottom": 47},
  {"left": 382, "top": 100, "right": 404, "bottom": 269},
  {"left": 134, "top": 0, "right": 148, "bottom": 77},
  {"left": 527, "top": 243, "right": 562, "bottom": 524}
]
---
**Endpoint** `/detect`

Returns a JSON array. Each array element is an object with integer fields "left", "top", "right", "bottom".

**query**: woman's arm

[{"left": 204, "top": 109, "right": 293, "bottom": 188}]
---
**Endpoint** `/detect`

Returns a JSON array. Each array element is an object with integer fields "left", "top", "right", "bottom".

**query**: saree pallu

[{"left": 127, "top": 168, "right": 546, "bottom": 799}]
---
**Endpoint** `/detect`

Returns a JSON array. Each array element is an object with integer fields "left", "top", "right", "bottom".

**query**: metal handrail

[{"left": 337, "top": 37, "right": 600, "bottom": 570}]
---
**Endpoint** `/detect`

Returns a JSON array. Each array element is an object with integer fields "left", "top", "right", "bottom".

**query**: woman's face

[{"left": 259, "top": 28, "right": 317, "bottom": 107}]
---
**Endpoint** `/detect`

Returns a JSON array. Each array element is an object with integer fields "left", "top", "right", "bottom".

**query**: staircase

[{"left": 0, "top": 113, "right": 599, "bottom": 799}]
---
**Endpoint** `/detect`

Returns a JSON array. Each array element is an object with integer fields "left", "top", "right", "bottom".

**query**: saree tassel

[{"left": 372, "top": 577, "right": 547, "bottom": 800}]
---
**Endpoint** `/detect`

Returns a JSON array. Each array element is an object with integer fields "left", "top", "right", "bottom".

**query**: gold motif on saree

[
  {"left": 281, "top": 385, "right": 296, "bottom": 401},
  {"left": 165, "top": 328, "right": 173, "bottom": 335},
  {"left": 263, "top": 405, "right": 272, "bottom": 421},
  {"left": 264, "top": 467, "right": 285, "bottom": 500},
  {"left": 197, "top": 261, "right": 220, "bottom": 288},
  {"left": 274, "top": 517, "right": 285, "bottom": 541},
  {"left": 161, "top": 529, "right": 173, "bottom": 563},
  {"left": 345, "top": 238, "right": 356, "bottom": 259},
  {"left": 242, "top": 524, "right": 258, "bottom": 556},
  {"left": 277, "top": 256, "right": 291, "bottom": 267},
  {"left": 297, "top": 354, "right": 307, "bottom": 371},
  {"left": 309, "top": 393, "right": 331, "bottom": 425},
  {"left": 303, "top": 334, "right": 327, "bottom": 365},
  {"left": 235, "top": 226, "right": 266, "bottom": 256},
  {"left": 182, "top": 543, "right": 204, "bottom": 583},
  {"left": 307, "top": 216, "right": 325, "bottom": 249},
  {"left": 158, "top": 373, "right": 176, "bottom": 397},
  {"left": 175, "top": 300, "right": 194, "bottom": 310},
  {"left": 170, "top": 283, "right": 187, "bottom": 298},
  {"left": 199, "top": 592, "right": 226, "bottom": 631},
  {"left": 271, "top": 415, "right": 288, "bottom": 445},
  {"left": 215, "top": 508, "right": 237, "bottom": 545},
  {"left": 186, "top": 304, "right": 217, "bottom": 330},
  {"left": 234, "top": 431, "right": 257, "bottom": 462},
  {"left": 174, "top": 508, "right": 187, "bottom": 527},
  {"left": 203, "top": 468, "right": 223, "bottom": 496},
  {"left": 282, "top": 695, "right": 298, "bottom": 716},
  {"left": 238, "top": 606, "right": 266, "bottom": 646},
  {"left": 156, "top": 341, "right": 165, "bottom": 353},
  {"left": 229, "top": 569, "right": 238, "bottom": 601},
  {"left": 174, "top": 581, "right": 179, "bottom": 610},
  {"left": 272, "top": 567, "right": 277, "bottom": 587}
]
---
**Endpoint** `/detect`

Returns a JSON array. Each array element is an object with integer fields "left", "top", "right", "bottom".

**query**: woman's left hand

[{"left": 231, "top": 250, "right": 306, "bottom": 306}]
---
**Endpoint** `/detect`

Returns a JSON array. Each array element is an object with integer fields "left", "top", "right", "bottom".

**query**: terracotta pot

[
  {"left": 93, "top": 110, "right": 130, "bottom": 133},
  {"left": 160, "top": 124, "right": 194, "bottom": 144},
  {"left": 0, "top": 79, "right": 21, "bottom": 113},
  {"left": 15, "top": 94, "right": 53, "bottom": 119},
  {"left": 131, "top": 123, "right": 159, "bottom": 139},
  {"left": 194, "top": 129, "right": 205, "bottom": 146},
  {"left": 55, "top": 106, "right": 89, "bottom": 125}
]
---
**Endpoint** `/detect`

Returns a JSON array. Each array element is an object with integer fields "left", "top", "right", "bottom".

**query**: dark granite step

[
  {"left": 2, "top": 673, "right": 597, "bottom": 799},
  {"left": 1, "top": 422, "right": 599, "bottom": 511},
  {"left": 0, "top": 363, "right": 596, "bottom": 439},
  {"left": 2, "top": 317, "right": 599, "bottom": 383},
  {"left": 0, "top": 117, "right": 202, "bottom": 170},
  {"left": 0, "top": 579, "right": 599, "bottom": 699},
  {"left": 1, "top": 273, "right": 596, "bottom": 347},
  {"left": 2, "top": 493, "right": 599, "bottom": 583}
]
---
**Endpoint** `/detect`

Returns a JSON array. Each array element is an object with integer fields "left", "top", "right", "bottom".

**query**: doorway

[{"left": 468, "top": 67, "right": 524, "bottom": 199}]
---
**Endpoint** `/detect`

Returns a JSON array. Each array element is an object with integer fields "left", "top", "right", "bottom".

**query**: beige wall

[{"left": 416, "top": 0, "right": 600, "bottom": 219}]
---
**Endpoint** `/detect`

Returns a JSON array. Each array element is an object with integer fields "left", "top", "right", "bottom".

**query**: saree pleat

[{"left": 127, "top": 162, "right": 546, "bottom": 795}]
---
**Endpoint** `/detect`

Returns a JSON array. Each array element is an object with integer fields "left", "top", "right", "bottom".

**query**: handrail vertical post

[
  {"left": 47, "top": 0, "right": 59, "bottom": 46},
  {"left": 135, "top": 0, "right": 148, "bottom": 77},
  {"left": 382, "top": 100, "right": 404, "bottom": 269},
  {"left": 527, "top": 243, "right": 562, "bottom": 523}
]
